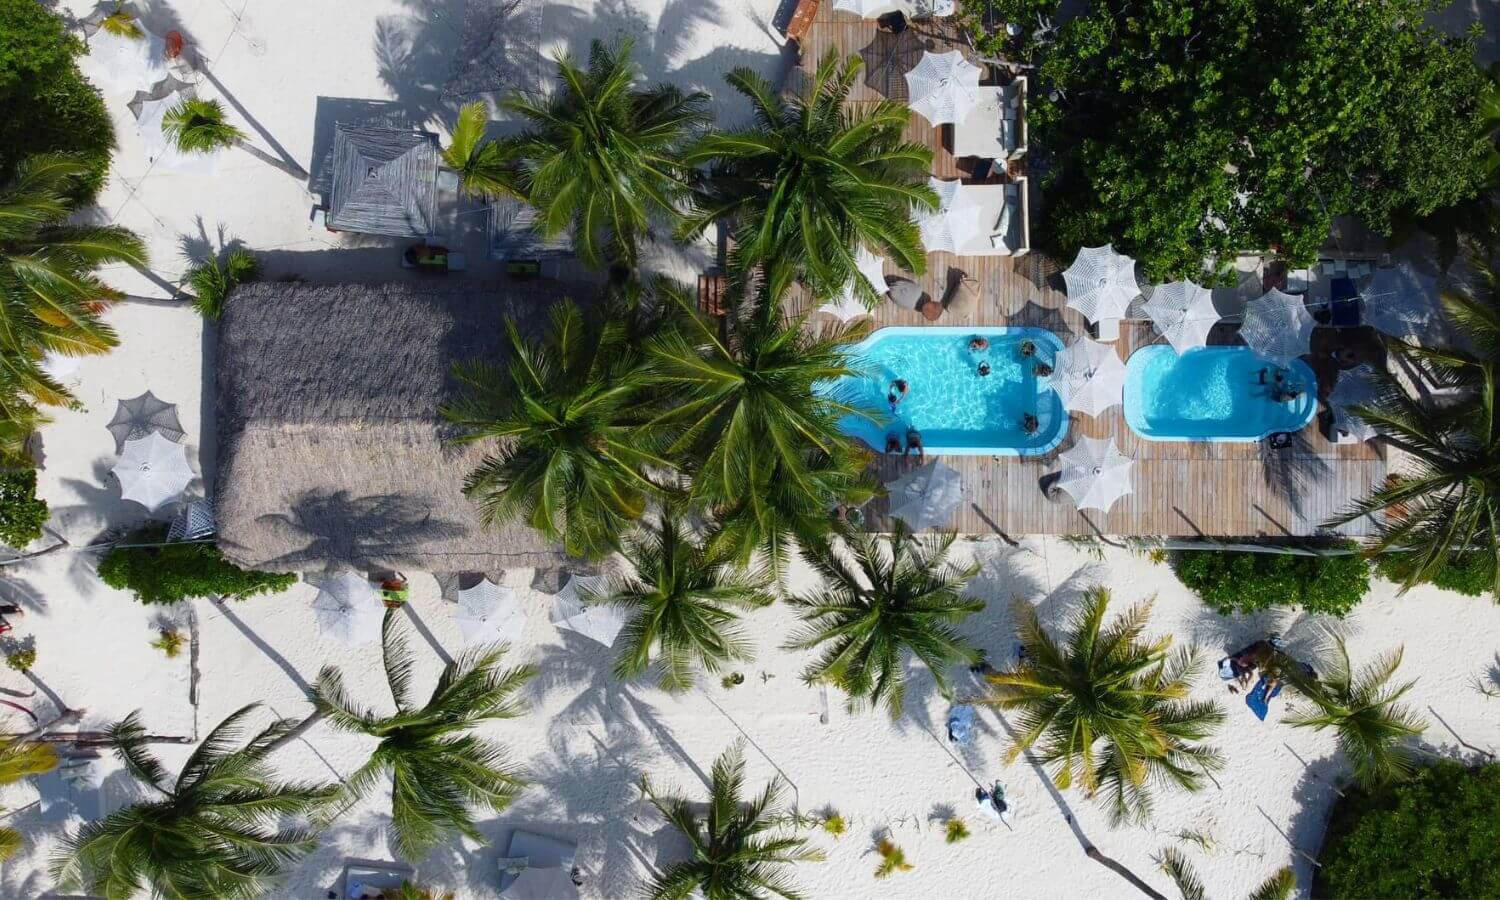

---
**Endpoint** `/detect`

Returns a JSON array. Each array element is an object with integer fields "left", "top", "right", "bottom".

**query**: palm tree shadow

[
  {"left": 1272, "top": 753, "right": 1348, "bottom": 889},
  {"left": 249, "top": 489, "right": 467, "bottom": 572},
  {"left": 1259, "top": 427, "right": 1332, "bottom": 522},
  {"left": 177, "top": 216, "right": 249, "bottom": 269},
  {"left": 0, "top": 573, "right": 49, "bottom": 615}
]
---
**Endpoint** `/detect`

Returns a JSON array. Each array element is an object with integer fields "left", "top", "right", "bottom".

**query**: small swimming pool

[
  {"left": 1123, "top": 346, "right": 1318, "bottom": 442},
  {"left": 832, "top": 326, "right": 1067, "bottom": 456}
]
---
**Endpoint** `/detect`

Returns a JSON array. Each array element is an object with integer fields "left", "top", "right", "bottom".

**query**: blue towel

[
  {"left": 1246, "top": 675, "right": 1283, "bottom": 721},
  {"left": 948, "top": 704, "right": 976, "bottom": 745}
]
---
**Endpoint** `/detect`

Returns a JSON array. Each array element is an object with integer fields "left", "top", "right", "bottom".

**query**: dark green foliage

[
  {"left": 0, "top": 1, "right": 113, "bottom": 202},
  {"left": 97, "top": 525, "right": 295, "bottom": 604},
  {"left": 0, "top": 469, "right": 46, "bottom": 548},
  {"left": 1031, "top": 0, "right": 1492, "bottom": 280},
  {"left": 958, "top": 0, "right": 1060, "bottom": 62},
  {"left": 1373, "top": 551, "right": 1495, "bottom": 599},
  {"left": 1172, "top": 548, "right": 1370, "bottom": 617},
  {"left": 186, "top": 249, "right": 260, "bottom": 319},
  {"left": 1315, "top": 760, "right": 1500, "bottom": 899}
]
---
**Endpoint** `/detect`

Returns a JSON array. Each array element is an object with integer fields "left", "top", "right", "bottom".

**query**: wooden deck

[{"left": 784, "top": 12, "right": 1385, "bottom": 538}]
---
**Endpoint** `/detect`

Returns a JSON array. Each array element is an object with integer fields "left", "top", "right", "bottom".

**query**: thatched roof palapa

[{"left": 216, "top": 282, "right": 577, "bottom": 574}]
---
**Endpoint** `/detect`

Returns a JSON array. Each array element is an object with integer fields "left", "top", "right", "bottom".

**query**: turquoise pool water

[
  {"left": 833, "top": 326, "right": 1067, "bottom": 456},
  {"left": 1123, "top": 346, "right": 1318, "bottom": 441}
]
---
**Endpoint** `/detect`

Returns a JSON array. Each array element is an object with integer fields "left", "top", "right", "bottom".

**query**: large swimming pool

[
  {"left": 1123, "top": 346, "right": 1318, "bottom": 441},
  {"left": 833, "top": 326, "right": 1067, "bottom": 456}
]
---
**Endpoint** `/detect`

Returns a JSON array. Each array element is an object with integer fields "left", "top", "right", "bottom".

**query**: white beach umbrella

[
  {"left": 454, "top": 579, "right": 526, "bottom": 647},
  {"left": 1063, "top": 244, "right": 1140, "bottom": 325},
  {"left": 1052, "top": 336, "right": 1127, "bottom": 417},
  {"left": 550, "top": 575, "right": 627, "bottom": 647},
  {"left": 1056, "top": 437, "right": 1134, "bottom": 513},
  {"left": 107, "top": 390, "right": 185, "bottom": 454},
  {"left": 833, "top": 0, "right": 904, "bottom": 18},
  {"left": 904, "top": 50, "right": 983, "bottom": 125},
  {"left": 1361, "top": 263, "right": 1440, "bottom": 340},
  {"left": 1329, "top": 365, "right": 1381, "bottom": 443},
  {"left": 821, "top": 245, "right": 889, "bottom": 320},
  {"left": 78, "top": 28, "right": 170, "bottom": 99},
  {"left": 112, "top": 432, "right": 194, "bottom": 512},
  {"left": 886, "top": 461, "right": 965, "bottom": 531},
  {"left": 1142, "top": 280, "right": 1219, "bottom": 353},
  {"left": 501, "top": 866, "right": 580, "bottom": 900},
  {"left": 312, "top": 572, "right": 385, "bottom": 647},
  {"left": 1240, "top": 289, "right": 1315, "bottom": 367},
  {"left": 916, "top": 178, "right": 985, "bottom": 254},
  {"left": 130, "top": 77, "right": 222, "bottom": 175}
]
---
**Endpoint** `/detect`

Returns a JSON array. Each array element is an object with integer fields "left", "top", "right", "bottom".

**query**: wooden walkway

[{"left": 784, "top": 11, "right": 1386, "bottom": 538}]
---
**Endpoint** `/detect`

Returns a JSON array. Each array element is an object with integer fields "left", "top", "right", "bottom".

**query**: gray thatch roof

[
  {"left": 328, "top": 124, "right": 440, "bottom": 237},
  {"left": 488, "top": 196, "right": 574, "bottom": 261},
  {"left": 216, "top": 282, "right": 579, "bottom": 574}
]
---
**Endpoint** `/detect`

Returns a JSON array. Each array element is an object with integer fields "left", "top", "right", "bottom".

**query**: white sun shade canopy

[
  {"left": 454, "top": 579, "right": 526, "bottom": 647},
  {"left": 904, "top": 50, "right": 983, "bottom": 125},
  {"left": 78, "top": 29, "right": 170, "bottom": 99},
  {"left": 312, "top": 572, "right": 385, "bottom": 647},
  {"left": 112, "top": 432, "right": 194, "bottom": 512},
  {"left": 823, "top": 245, "right": 889, "bottom": 319},
  {"left": 1063, "top": 244, "right": 1140, "bottom": 324},
  {"left": 1240, "top": 289, "right": 1315, "bottom": 367},
  {"left": 1329, "top": 365, "right": 1381, "bottom": 443},
  {"left": 916, "top": 178, "right": 986, "bottom": 255},
  {"left": 1053, "top": 336, "right": 1128, "bottom": 417},
  {"left": 1142, "top": 280, "right": 1220, "bottom": 353},
  {"left": 1361, "top": 263, "right": 1440, "bottom": 340},
  {"left": 1057, "top": 437, "right": 1135, "bottom": 513},
  {"left": 886, "top": 461, "right": 965, "bottom": 531},
  {"left": 550, "top": 575, "right": 627, "bottom": 647}
]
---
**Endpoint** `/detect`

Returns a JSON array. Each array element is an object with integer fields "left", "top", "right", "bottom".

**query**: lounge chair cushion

[
  {"left": 944, "top": 271, "right": 980, "bottom": 316},
  {"left": 888, "top": 276, "right": 925, "bottom": 310}
]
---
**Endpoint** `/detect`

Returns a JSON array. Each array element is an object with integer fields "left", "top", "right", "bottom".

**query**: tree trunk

[
  {"left": 264, "top": 709, "right": 326, "bottom": 754},
  {"left": 1085, "top": 845, "right": 1169, "bottom": 900},
  {"left": 0, "top": 526, "right": 69, "bottom": 566},
  {"left": 14, "top": 707, "right": 84, "bottom": 743}
]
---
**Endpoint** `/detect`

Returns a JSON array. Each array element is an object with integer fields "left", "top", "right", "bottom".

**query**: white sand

[{"left": 4, "top": 1, "right": 1498, "bottom": 897}]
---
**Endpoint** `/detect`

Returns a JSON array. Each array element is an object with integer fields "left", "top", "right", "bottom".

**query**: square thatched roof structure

[
  {"left": 216, "top": 282, "right": 578, "bottom": 574},
  {"left": 327, "top": 124, "right": 440, "bottom": 237}
]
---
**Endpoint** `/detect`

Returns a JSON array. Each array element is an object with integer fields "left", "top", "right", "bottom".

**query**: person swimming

[
  {"left": 969, "top": 336, "right": 990, "bottom": 352},
  {"left": 1019, "top": 340, "right": 1037, "bottom": 358},
  {"left": 1021, "top": 413, "right": 1039, "bottom": 434},
  {"left": 885, "top": 433, "right": 903, "bottom": 455},
  {"left": 887, "top": 379, "right": 909, "bottom": 408},
  {"left": 978, "top": 361, "right": 992, "bottom": 377},
  {"left": 905, "top": 428, "right": 925, "bottom": 463}
]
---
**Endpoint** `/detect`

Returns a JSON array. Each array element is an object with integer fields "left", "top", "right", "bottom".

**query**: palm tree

[
  {"left": 161, "top": 97, "right": 305, "bottom": 178},
  {"left": 185, "top": 248, "right": 260, "bottom": 319},
  {"left": 1327, "top": 254, "right": 1500, "bottom": 593},
  {"left": 502, "top": 39, "right": 709, "bottom": 270},
  {"left": 1280, "top": 637, "right": 1426, "bottom": 787},
  {"left": 98, "top": 3, "right": 145, "bottom": 39},
  {"left": 680, "top": 48, "right": 936, "bottom": 302},
  {"left": 163, "top": 97, "right": 249, "bottom": 153},
  {"left": 642, "top": 742, "right": 823, "bottom": 900},
  {"left": 441, "top": 100, "right": 515, "bottom": 199},
  {"left": 601, "top": 509, "right": 774, "bottom": 692},
  {"left": 985, "top": 587, "right": 1226, "bottom": 824},
  {"left": 0, "top": 736, "right": 58, "bottom": 861},
  {"left": 0, "top": 155, "right": 145, "bottom": 409},
  {"left": 646, "top": 281, "right": 874, "bottom": 576},
  {"left": 311, "top": 614, "right": 536, "bottom": 860},
  {"left": 1159, "top": 847, "right": 1295, "bottom": 900},
  {"left": 785, "top": 522, "right": 983, "bottom": 718},
  {"left": 51, "top": 706, "right": 335, "bottom": 899},
  {"left": 443, "top": 298, "right": 673, "bottom": 559}
]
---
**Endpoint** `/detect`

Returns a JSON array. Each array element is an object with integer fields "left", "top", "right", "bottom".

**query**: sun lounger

[
  {"left": 341, "top": 860, "right": 414, "bottom": 900},
  {"left": 943, "top": 269, "right": 980, "bottom": 316},
  {"left": 887, "top": 277, "right": 928, "bottom": 311},
  {"left": 499, "top": 829, "right": 580, "bottom": 900}
]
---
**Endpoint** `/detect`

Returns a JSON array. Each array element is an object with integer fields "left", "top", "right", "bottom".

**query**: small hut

[
  {"left": 327, "top": 123, "right": 440, "bottom": 237},
  {"left": 215, "top": 282, "right": 576, "bottom": 573}
]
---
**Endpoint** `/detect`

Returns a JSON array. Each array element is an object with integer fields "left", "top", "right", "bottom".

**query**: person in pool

[
  {"left": 969, "top": 336, "right": 989, "bottom": 352},
  {"left": 1021, "top": 413, "right": 1039, "bottom": 434},
  {"left": 885, "top": 433, "right": 903, "bottom": 455},
  {"left": 888, "top": 379, "right": 909, "bottom": 408},
  {"left": 978, "top": 361, "right": 992, "bottom": 377}
]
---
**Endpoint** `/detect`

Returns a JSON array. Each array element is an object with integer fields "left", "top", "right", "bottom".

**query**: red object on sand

[{"left": 165, "top": 31, "right": 185, "bottom": 60}]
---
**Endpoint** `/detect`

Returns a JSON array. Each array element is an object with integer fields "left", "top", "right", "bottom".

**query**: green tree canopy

[{"left": 1031, "top": 0, "right": 1492, "bottom": 280}]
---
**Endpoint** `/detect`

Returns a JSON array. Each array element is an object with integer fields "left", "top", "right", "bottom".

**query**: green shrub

[
  {"left": 97, "top": 525, "right": 295, "bottom": 604},
  {"left": 0, "top": 0, "right": 114, "bottom": 202},
  {"left": 1316, "top": 760, "right": 1500, "bottom": 899},
  {"left": 1171, "top": 547, "right": 1370, "bottom": 617},
  {"left": 1372, "top": 551, "right": 1494, "bottom": 599},
  {"left": 0, "top": 470, "right": 47, "bottom": 549}
]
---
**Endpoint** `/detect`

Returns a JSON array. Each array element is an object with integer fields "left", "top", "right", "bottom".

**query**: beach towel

[
  {"left": 1246, "top": 675, "right": 1283, "bottom": 721},
  {"left": 947, "top": 704, "right": 976, "bottom": 745},
  {"left": 1217, "top": 657, "right": 1236, "bottom": 681}
]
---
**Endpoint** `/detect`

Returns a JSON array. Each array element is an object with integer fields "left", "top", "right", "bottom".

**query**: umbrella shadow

[{"left": 250, "top": 489, "right": 467, "bottom": 572}]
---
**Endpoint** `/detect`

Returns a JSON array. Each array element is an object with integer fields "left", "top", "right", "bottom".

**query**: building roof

[
  {"left": 327, "top": 124, "right": 440, "bottom": 237},
  {"left": 215, "top": 282, "right": 579, "bottom": 574}
]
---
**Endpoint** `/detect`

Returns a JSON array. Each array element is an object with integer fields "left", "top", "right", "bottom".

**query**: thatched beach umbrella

[
  {"left": 453, "top": 579, "right": 525, "bottom": 647},
  {"left": 1056, "top": 437, "right": 1134, "bottom": 513},
  {"left": 886, "top": 461, "right": 965, "bottom": 530},
  {"left": 1361, "top": 263, "right": 1440, "bottom": 340},
  {"left": 112, "top": 432, "right": 194, "bottom": 512},
  {"left": 916, "top": 178, "right": 985, "bottom": 255},
  {"left": 1053, "top": 336, "right": 1127, "bottom": 417},
  {"left": 107, "top": 390, "right": 185, "bottom": 454},
  {"left": 1142, "top": 280, "right": 1219, "bottom": 353},
  {"left": 550, "top": 575, "right": 626, "bottom": 647},
  {"left": 1241, "top": 289, "right": 1314, "bottom": 366},
  {"left": 1329, "top": 365, "right": 1381, "bottom": 443},
  {"left": 904, "top": 50, "right": 982, "bottom": 125},
  {"left": 822, "top": 245, "right": 889, "bottom": 319},
  {"left": 1063, "top": 244, "right": 1139, "bottom": 325}
]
